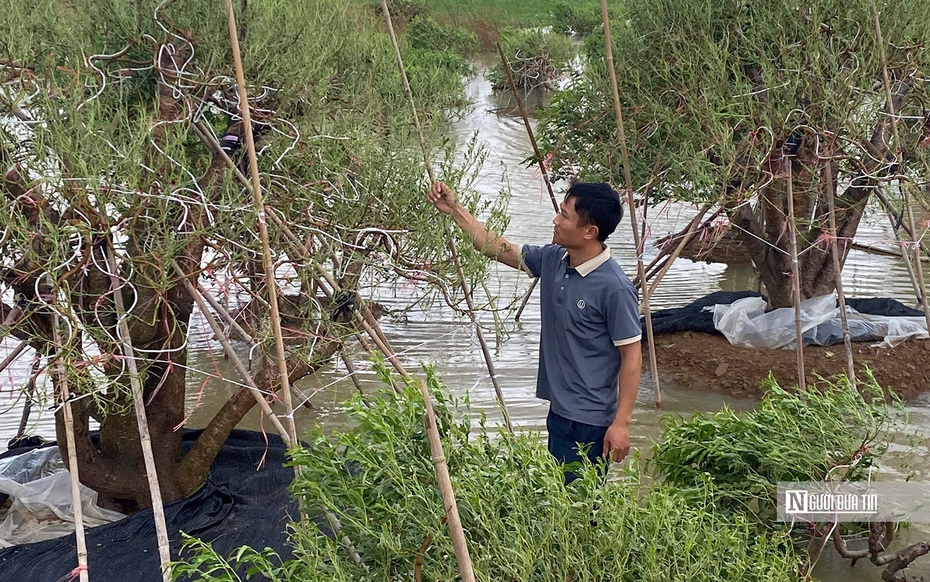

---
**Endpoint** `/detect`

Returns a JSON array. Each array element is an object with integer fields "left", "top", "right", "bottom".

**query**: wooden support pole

[
  {"left": 172, "top": 261, "right": 293, "bottom": 447},
  {"left": 496, "top": 40, "right": 560, "bottom": 323},
  {"left": 381, "top": 0, "right": 513, "bottom": 431},
  {"left": 0, "top": 340, "right": 28, "bottom": 377},
  {"left": 223, "top": 0, "right": 299, "bottom": 454},
  {"left": 195, "top": 280, "right": 313, "bottom": 408},
  {"left": 15, "top": 357, "right": 40, "bottom": 440},
  {"left": 192, "top": 115, "right": 402, "bottom": 388},
  {"left": 496, "top": 41, "right": 559, "bottom": 214},
  {"left": 264, "top": 209, "right": 407, "bottom": 385},
  {"left": 851, "top": 241, "right": 930, "bottom": 264},
  {"left": 633, "top": 206, "right": 726, "bottom": 288},
  {"left": 103, "top": 246, "right": 173, "bottom": 581},
  {"left": 514, "top": 278, "right": 539, "bottom": 323},
  {"left": 195, "top": 281, "right": 253, "bottom": 343},
  {"left": 50, "top": 312, "right": 89, "bottom": 582},
  {"left": 417, "top": 378, "right": 477, "bottom": 582},
  {"left": 600, "top": 0, "right": 662, "bottom": 407},
  {"left": 824, "top": 159, "right": 856, "bottom": 387},
  {"left": 871, "top": 1, "right": 930, "bottom": 333},
  {"left": 646, "top": 204, "right": 713, "bottom": 298},
  {"left": 784, "top": 159, "right": 807, "bottom": 388}
]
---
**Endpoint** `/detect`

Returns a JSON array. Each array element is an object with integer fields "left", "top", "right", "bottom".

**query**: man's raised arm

[{"left": 427, "top": 181, "right": 521, "bottom": 270}]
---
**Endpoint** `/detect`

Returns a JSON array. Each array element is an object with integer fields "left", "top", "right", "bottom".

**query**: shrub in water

[
  {"left": 651, "top": 371, "right": 901, "bottom": 516},
  {"left": 487, "top": 28, "right": 576, "bottom": 91}
]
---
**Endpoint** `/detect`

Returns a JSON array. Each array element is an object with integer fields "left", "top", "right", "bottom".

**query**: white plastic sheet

[
  {"left": 712, "top": 293, "right": 929, "bottom": 349},
  {"left": 0, "top": 446, "right": 124, "bottom": 547}
]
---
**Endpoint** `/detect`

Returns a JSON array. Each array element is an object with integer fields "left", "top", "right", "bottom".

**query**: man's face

[{"left": 553, "top": 196, "right": 596, "bottom": 248}]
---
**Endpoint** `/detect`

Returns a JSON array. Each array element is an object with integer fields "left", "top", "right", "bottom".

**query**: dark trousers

[{"left": 546, "top": 409, "right": 609, "bottom": 484}]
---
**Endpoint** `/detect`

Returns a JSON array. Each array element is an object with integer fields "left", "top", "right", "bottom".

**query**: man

[{"left": 427, "top": 181, "right": 642, "bottom": 481}]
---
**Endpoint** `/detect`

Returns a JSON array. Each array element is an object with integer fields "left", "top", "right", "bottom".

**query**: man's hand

[
  {"left": 603, "top": 422, "right": 631, "bottom": 463},
  {"left": 428, "top": 181, "right": 459, "bottom": 215}
]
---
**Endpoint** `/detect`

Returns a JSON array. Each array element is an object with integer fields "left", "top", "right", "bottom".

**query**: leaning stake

[
  {"left": 600, "top": 0, "right": 662, "bottom": 406},
  {"left": 871, "top": 1, "right": 930, "bottom": 333},
  {"left": 823, "top": 156, "right": 856, "bottom": 387},
  {"left": 172, "top": 261, "right": 293, "bottom": 446},
  {"left": 380, "top": 0, "right": 513, "bottom": 431},
  {"left": 784, "top": 159, "right": 807, "bottom": 388},
  {"left": 223, "top": 0, "right": 299, "bottom": 454},
  {"left": 496, "top": 40, "right": 560, "bottom": 323},
  {"left": 418, "top": 379, "right": 477, "bottom": 582},
  {"left": 50, "top": 308, "right": 89, "bottom": 582},
  {"left": 104, "top": 246, "right": 172, "bottom": 581}
]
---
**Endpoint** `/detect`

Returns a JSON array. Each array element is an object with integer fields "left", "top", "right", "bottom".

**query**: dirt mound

[{"left": 650, "top": 331, "right": 930, "bottom": 400}]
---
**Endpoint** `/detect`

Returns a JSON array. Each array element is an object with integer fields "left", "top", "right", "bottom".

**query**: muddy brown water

[{"left": 1, "top": 62, "right": 928, "bottom": 580}]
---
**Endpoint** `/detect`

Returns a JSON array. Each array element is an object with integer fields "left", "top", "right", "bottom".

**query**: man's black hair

[{"left": 564, "top": 182, "right": 624, "bottom": 242}]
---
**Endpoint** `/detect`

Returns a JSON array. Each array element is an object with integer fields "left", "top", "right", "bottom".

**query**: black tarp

[
  {"left": 0, "top": 429, "right": 297, "bottom": 582},
  {"left": 644, "top": 291, "right": 924, "bottom": 340}
]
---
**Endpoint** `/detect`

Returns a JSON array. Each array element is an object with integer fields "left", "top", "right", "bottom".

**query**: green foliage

[
  {"left": 550, "top": 1, "right": 602, "bottom": 37},
  {"left": 408, "top": 15, "right": 478, "bottom": 57},
  {"left": 0, "top": 0, "right": 506, "bottom": 497},
  {"left": 651, "top": 371, "right": 902, "bottom": 514},
  {"left": 369, "top": 0, "right": 426, "bottom": 22},
  {"left": 537, "top": 0, "right": 930, "bottom": 203},
  {"left": 487, "top": 28, "right": 576, "bottom": 91},
  {"left": 423, "top": 0, "right": 600, "bottom": 30},
  {"left": 174, "top": 372, "right": 810, "bottom": 581}
]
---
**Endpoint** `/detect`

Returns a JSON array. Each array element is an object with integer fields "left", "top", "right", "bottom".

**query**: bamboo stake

[
  {"left": 633, "top": 206, "right": 726, "bottom": 288},
  {"left": 514, "top": 278, "right": 539, "bottom": 323},
  {"left": 823, "top": 159, "right": 856, "bottom": 387},
  {"left": 496, "top": 41, "right": 559, "bottom": 214},
  {"left": 784, "top": 159, "right": 807, "bottom": 388},
  {"left": 172, "top": 261, "right": 293, "bottom": 446},
  {"left": 51, "top": 312, "right": 89, "bottom": 582},
  {"left": 196, "top": 281, "right": 253, "bottom": 343},
  {"left": 104, "top": 246, "right": 172, "bottom": 581},
  {"left": 496, "top": 40, "right": 560, "bottom": 323},
  {"left": 195, "top": 280, "right": 313, "bottom": 407},
  {"left": 0, "top": 340, "right": 28, "bottom": 376},
  {"left": 600, "top": 0, "right": 662, "bottom": 407},
  {"left": 264, "top": 209, "right": 408, "bottom": 384},
  {"left": 646, "top": 204, "right": 713, "bottom": 298},
  {"left": 15, "top": 357, "right": 40, "bottom": 440},
  {"left": 417, "top": 379, "right": 477, "bottom": 582},
  {"left": 871, "top": 1, "right": 930, "bottom": 332},
  {"left": 871, "top": 191, "right": 926, "bottom": 304},
  {"left": 190, "top": 120, "right": 377, "bottom": 392},
  {"left": 851, "top": 241, "right": 930, "bottom": 264},
  {"left": 380, "top": 0, "right": 513, "bottom": 431},
  {"left": 223, "top": 0, "right": 299, "bottom": 454}
]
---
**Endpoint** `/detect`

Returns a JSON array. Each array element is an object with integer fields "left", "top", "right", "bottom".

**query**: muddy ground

[{"left": 651, "top": 331, "right": 930, "bottom": 401}]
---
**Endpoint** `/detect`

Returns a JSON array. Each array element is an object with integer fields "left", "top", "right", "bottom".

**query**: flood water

[{"left": 2, "top": 62, "right": 929, "bottom": 580}]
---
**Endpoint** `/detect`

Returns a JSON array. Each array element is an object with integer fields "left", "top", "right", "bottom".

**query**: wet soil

[{"left": 651, "top": 331, "right": 930, "bottom": 400}]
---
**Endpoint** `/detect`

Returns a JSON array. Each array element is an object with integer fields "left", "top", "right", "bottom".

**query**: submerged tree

[
  {"left": 0, "top": 0, "right": 501, "bottom": 512},
  {"left": 539, "top": 0, "right": 930, "bottom": 308}
]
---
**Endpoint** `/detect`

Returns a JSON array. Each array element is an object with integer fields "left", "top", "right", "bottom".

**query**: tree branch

[{"left": 177, "top": 340, "right": 339, "bottom": 492}]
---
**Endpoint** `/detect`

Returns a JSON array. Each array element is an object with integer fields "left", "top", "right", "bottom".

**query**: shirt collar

[{"left": 561, "top": 246, "right": 611, "bottom": 277}]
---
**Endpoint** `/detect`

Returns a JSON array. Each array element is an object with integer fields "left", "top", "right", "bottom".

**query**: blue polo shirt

[{"left": 520, "top": 244, "right": 641, "bottom": 427}]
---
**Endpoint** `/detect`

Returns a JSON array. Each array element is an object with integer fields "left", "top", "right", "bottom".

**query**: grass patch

[{"left": 173, "top": 370, "right": 910, "bottom": 581}]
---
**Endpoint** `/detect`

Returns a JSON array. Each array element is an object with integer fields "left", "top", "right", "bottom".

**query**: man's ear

[{"left": 583, "top": 224, "right": 599, "bottom": 241}]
